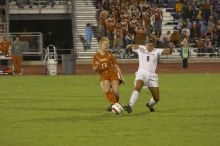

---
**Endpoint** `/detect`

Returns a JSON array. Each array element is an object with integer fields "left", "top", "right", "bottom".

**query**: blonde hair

[{"left": 99, "top": 37, "right": 109, "bottom": 45}]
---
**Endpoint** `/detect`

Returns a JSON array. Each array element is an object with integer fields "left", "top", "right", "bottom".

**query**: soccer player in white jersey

[{"left": 124, "top": 35, "right": 174, "bottom": 113}]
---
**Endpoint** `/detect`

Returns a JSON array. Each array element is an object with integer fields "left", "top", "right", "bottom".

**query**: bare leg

[
  {"left": 147, "top": 87, "right": 160, "bottom": 112},
  {"left": 111, "top": 80, "right": 119, "bottom": 102},
  {"left": 100, "top": 80, "right": 117, "bottom": 103}
]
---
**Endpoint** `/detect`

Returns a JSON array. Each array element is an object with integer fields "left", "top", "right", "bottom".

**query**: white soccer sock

[
  {"left": 149, "top": 97, "right": 157, "bottom": 107},
  {"left": 129, "top": 90, "right": 139, "bottom": 107}
]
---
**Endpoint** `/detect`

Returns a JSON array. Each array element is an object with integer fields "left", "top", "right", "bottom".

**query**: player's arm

[
  {"left": 93, "top": 62, "right": 100, "bottom": 72},
  {"left": 126, "top": 44, "right": 139, "bottom": 50},
  {"left": 161, "top": 42, "right": 175, "bottom": 55},
  {"left": 115, "top": 64, "right": 125, "bottom": 85},
  {"left": 111, "top": 53, "right": 125, "bottom": 84},
  {"left": 92, "top": 56, "right": 100, "bottom": 72}
]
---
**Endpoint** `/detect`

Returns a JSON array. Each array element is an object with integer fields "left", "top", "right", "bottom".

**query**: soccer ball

[{"left": 112, "top": 103, "right": 123, "bottom": 114}]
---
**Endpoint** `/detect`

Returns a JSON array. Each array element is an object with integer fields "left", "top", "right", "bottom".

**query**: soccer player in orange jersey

[{"left": 92, "top": 37, "right": 124, "bottom": 111}]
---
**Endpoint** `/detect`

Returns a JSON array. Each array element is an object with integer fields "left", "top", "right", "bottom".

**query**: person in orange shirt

[
  {"left": 11, "top": 35, "right": 26, "bottom": 75},
  {"left": 175, "top": 0, "right": 183, "bottom": 19},
  {"left": 0, "top": 36, "right": 11, "bottom": 56},
  {"left": 0, "top": 36, "right": 11, "bottom": 67},
  {"left": 92, "top": 37, "right": 124, "bottom": 111}
]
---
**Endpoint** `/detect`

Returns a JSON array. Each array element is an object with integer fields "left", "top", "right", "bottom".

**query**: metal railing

[
  {"left": 9, "top": 0, "right": 71, "bottom": 8},
  {"left": 0, "top": 32, "right": 43, "bottom": 59},
  {"left": 0, "top": 23, "right": 7, "bottom": 33}
]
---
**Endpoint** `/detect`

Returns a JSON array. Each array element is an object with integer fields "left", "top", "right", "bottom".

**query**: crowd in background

[
  {"left": 95, "top": 0, "right": 220, "bottom": 57},
  {"left": 15, "top": 0, "right": 56, "bottom": 8},
  {"left": 173, "top": 0, "right": 220, "bottom": 56},
  {"left": 11, "top": 0, "right": 69, "bottom": 8},
  {"left": 1, "top": 0, "right": 220, "bottom": 58}
]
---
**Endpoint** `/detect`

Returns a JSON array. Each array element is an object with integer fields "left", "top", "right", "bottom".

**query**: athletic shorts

[
  {"left": 134, "top": 71, "right": 159, "bottom": 87},
  {"left": 100, "top": 71, "right": 119, "bottom": 82}
]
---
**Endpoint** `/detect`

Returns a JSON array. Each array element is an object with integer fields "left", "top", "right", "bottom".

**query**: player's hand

[
  {"left": 118, "top": 72, "right": 125, "bottom": 85},
  {"left": 93, "top": 60, "right": 100, "bottom": 72},
  {"left": 126, "top": 44, "right": 138, "bottom": 49},
  {"left": 119, "top": 79, "right": 125, "bottom": 85},
  {"left": 95, "top": 61, "right": 100, "bottom": 66},
  {"left": 121, "top": 79, "right": 125, "bottom": 85}
]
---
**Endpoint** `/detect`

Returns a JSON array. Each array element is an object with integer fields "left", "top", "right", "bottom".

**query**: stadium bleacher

[{"left": 0, "top": 0, "right": 219, "bottom": 64}]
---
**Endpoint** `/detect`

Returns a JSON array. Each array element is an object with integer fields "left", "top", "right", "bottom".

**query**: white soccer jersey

[{"left": 133, "top": 45, "right": 163, "bottom": 74}]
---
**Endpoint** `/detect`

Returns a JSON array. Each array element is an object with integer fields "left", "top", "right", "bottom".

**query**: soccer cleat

[
  {"left": 105, "top": 104, "right": 113, "bottom": 112},
  {"left": 146, "top": 103, "right": 155, "bottom": 112},
  {"left": 123, "top": 104, "right": 132, "bottom": 113}
]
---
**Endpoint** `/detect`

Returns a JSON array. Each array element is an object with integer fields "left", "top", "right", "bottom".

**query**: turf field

[{"left": 0, "top": 74, "right": 220, "bottom": 146}]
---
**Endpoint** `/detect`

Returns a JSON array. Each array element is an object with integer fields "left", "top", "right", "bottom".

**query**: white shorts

[{"left": 134, "top": 71, "right": 159, "bottom": 87}]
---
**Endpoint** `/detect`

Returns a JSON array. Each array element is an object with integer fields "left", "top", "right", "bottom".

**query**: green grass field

[{"left": 0, "top": 74, "right": 220, "bottom": 146}]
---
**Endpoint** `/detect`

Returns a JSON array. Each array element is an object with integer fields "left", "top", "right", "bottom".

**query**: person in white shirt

[{"left": 124, "top": 35, "right": 174, "bottom": 113}]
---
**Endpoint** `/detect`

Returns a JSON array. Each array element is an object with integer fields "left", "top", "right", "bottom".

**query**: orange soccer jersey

[
  {"left": 92, "top": 51, "right": 119, "bottom": 82},
  {"left": 0, "top": 41, "right": 10, "bottom": 53}
]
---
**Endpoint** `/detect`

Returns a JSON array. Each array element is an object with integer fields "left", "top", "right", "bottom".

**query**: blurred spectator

[
  {"left": 0, "top": 36, "right": 11, "bottom": 66},
  {"left": 202, "top": 1, "right": 211, "bottom": 21},
  {"left": 99, "top": 0, "right": 109, "bottom": 10},
  {"left": 84, "top": 23, "right": 93, "bottom": 51},
  {"left": 99, "top": 9, "right": 108, "bottom": 38},
  {"left": 153, "top": 6, "right": 163, "bottom": 34},
  {"left": 135, "top": 22, "right": 146, "bottom": 45},
  {"left": 19, "top": 28, "right": 33, "bottom": 50},
  {"left": 175, "top": 0, "right": 183, "bottom": 19},
  {"left": 196, "top": 37, "right": 205, "bottom": 57},
  {"left": 176, "top": 18, "right": 183, "bottom": 30},
  {"left": 160, "top": 30, "right": 171, "bottom": 48},
  {"left": 184, "top": 5, "right": 195, "bottom": 20},
  {"left": 215, "top": 19, "right": 220, "bottom": 47},
  {"left": 204, "top": 32, "right": 214, "bottom": 57},
  {"left": 195, "top": 7, "right": 203, "bottom": 21},
  {"left": 207, "top": 16, "right": 215, "bottom": 35},
  {"left": 124, "top": 31, "right": 135, "bottom": 58},
  {"left": 181, "top": 26, "right": 190, "bottom": 38},
  {"left": 155, "top": 30, "right": 161, "bottom": 48},
  {"left": 113, "top": 23, "right": 123, "bottom": 53},
  {"left": 120, "top": 19, "right": 128, "bottom": 48},
  {"left": 105, "top": 13, "right": 115, "bottom": 50},
  {"left": 180, "top": 35, "right": 189, "bottom": 68},
  {"left": 42, "top": 0, "right": 56, "bottom": 8},
  {"left": 167, "top": 0, "right": 176, "bottom": 8},
  {"left": 11, "top": 35, "right": 27, "bottom": 75},
  {"left": 0, "top": 36, "right": 11, "bottom": 56},
  {"left": 142, "top": 9, "right": 152, "bottom": 36},
  {"left": 170, "top": 30, "right": 180, "bottom": 47},
  {"left": 190, "top": 21, "right": 200, "bottom": 42},
  {"left": 199, "top": 21, "right": 208, "bottom": 37}
]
